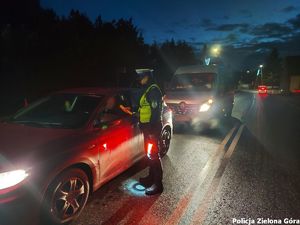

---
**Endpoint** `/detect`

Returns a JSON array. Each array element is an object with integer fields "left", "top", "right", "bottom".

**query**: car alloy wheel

[
  {"left": 43, "top": 168, "right": 90, "bottom": 225},
  {"left": 160, "top": 128, "right": 171, "bottom": 157}
]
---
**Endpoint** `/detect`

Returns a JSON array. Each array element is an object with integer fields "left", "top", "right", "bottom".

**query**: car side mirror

[
  {"left": 93, "top": 112, "right": 122, "bottom": 130},
  {"left": 93, "top": 119, "right": 110, "bottom": 130}
]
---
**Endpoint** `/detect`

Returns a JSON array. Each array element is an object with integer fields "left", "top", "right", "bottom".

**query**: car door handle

[
  {"left": 102, "top": 143, "right": 108, "bottom": 150},
  {"left": 88, "top": 144, "right": 97, "bottom": 150},
  {"left": 89, "top": 143, "right": 108, "bottom": 151}
]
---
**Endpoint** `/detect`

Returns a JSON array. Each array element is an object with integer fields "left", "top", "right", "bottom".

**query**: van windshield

[{"left": 170, "top": 73, "right": 215, "bottom": 91}]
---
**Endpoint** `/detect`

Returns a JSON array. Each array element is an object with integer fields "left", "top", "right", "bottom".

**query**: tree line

[
  {"left": 0, "top": 0, "right": 196, "bottom": 115},
  {"left": 238, "top": 47, "right": 282, "bottom": 87}
]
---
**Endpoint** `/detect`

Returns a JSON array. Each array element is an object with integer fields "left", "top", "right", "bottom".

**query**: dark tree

[
  {"left": 0, "top": 4, "right": 197, "bottom": 115},
  {"left": 199, "top": 43, "right": 208, "bottom": 64},
  {"left": 150, "top": 40, "right": 196, "bottom": 85},
  {"left": 0, "top": 0, "right": 40, "bottom": 27},
  {"left": 263, "top": 47, "right": 282, "bottom": 85}
]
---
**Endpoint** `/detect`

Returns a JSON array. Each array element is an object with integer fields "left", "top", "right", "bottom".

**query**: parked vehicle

[{"left": 0, "top": 88, "right": 172, "bottom": 225}]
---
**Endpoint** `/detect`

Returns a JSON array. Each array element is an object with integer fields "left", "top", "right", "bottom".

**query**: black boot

[
  {"left": 139, "top": 157, "right": 156, "bottom": 188},
  {"left": 145, "top": 182, "right": 163, "bottom": 195},
  {"left": 139, "top": 176, "right": 153, "bottom": 188},
  {"left": 145, "top": 159, "right": 163, "bottom": 195}
]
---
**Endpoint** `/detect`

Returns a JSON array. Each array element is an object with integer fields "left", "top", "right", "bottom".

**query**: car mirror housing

[{"left": 93, "top": 119, "right": 108, "bottom": 130}]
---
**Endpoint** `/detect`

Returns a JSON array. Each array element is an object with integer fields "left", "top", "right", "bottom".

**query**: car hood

[
  {"left": 0, "top": 122, "right": 81, "bottom": 171},
  {"left": 165, "top": 90, "right": 214, "bottom": 105}
]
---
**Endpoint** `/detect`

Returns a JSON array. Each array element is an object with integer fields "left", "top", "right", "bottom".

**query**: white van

[{"left": 164, "top": 64, "right": 234, "bottom": 129}]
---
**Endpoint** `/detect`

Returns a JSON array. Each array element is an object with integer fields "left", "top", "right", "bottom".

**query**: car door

[
  {"left": 95, "top": 111, "right": 134, "bottom": 182},
  {"left": 118, "top": 90, "right": 144, "bottom": 162}
]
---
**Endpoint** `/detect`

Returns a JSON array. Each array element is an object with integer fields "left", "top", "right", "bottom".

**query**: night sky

[{"left": 41, "top": 0, "right": 300, "bottom": 67}]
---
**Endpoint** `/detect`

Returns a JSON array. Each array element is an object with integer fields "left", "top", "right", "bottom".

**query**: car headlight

[
  {"left": 199, "top": 99, "right": 213, "bottom": 112},
  {"left": 0, "top": 170, "right": 29, "bottom": 190}
]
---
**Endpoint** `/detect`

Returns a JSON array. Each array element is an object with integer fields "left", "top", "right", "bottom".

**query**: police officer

[{"left": 136, "top": 68, "right": 164, "bottom": 195}]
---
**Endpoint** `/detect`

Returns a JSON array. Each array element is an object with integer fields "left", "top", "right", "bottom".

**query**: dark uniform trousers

[{"left": 139, "top": 122, "right": 163, "bottom": 185}]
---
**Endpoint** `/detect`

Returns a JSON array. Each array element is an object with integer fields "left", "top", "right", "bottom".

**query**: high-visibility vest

[{"left": 139, "top": 84, "right": 162, "bottom": 123}]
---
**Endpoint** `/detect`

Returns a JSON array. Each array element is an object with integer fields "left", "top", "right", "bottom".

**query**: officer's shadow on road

[{"left": 83, "top": 157, "right": 161, "bottom": 225}]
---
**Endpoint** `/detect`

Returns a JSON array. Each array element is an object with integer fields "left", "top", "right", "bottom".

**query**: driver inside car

[{"left": 103, "top": 95, "right": 131, "bottom": 116}]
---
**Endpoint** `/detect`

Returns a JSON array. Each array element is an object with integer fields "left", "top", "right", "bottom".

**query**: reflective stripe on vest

[{"left": 139, "top": 84, "right": 162, "bottom": 123}]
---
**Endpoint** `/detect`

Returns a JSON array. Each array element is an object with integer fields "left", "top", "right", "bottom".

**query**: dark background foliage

[{"left": 0, "top": 0, "right": 196, "bottom": 115}]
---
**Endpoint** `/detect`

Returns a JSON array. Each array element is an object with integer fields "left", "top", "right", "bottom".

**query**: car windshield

[
  {"left": 9, "top": 94, "right": 103, "bottom": 129},
  {"left": 170, "top": 73, "right": 215, "bottom": 91}
]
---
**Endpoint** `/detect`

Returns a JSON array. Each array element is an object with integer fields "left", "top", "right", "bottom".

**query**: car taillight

[{"left": 258, "top": 86, "right": 267, "bottom": 91}]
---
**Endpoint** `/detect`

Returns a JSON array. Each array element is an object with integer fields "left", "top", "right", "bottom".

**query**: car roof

[
  {"left": 175, "top": 64, "right": 218, "bottom": 75},
  {"left": 56, "top": 87, "right": 129, "bottom": 96}
]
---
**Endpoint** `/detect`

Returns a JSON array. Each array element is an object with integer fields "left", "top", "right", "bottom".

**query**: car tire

[
  {"left": 160, "top": 127, "right": 171, "bottom": 157},
  {"left": 41, "top": 168, "right": 90, "bottom": 225}
]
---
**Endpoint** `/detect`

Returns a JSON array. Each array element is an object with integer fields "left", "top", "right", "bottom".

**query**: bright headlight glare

[
  {"left": 0, "top": 170, "right": 29, "bottom": 190},
  {"left": 199, "top": 103, "right": 211, "bottom": 112},
  {"left": 199, "top": 99, "right": 213, "bottom": 112}
]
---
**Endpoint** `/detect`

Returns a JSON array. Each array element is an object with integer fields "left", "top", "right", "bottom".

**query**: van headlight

[
  {"left": 199, "top": 99, "right": 213, "bottom": 112},
  {"left": 0, "top": 170, "right": 29, "bottom": 190}
]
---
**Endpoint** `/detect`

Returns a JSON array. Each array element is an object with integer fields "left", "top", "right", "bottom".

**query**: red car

[
  {"left": 258, "top": 85, "right": 267, "bottom": 94},
  {"left": 0, "top": 88, "right": 172, "bottom": 225}
]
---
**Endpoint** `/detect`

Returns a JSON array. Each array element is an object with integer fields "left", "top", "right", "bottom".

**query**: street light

[
  {"left": 210, "top": 44, "right": 221, "bottom": 57},
  {"left": 259, "top": 64, "right": 263, "bottom": 84}
]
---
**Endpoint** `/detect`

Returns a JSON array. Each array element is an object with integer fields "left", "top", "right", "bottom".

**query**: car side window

[
  {"left": 99, "top": 112, "right": 120, "bottom": 123},
  {"left": 102, "top": 96, "right": 122, "bottom": 116},
  {"left": 94, "top": 93, "right": 137, "bottom": 128},
  {"left": 95, "top": 95, "right": 126, "bottom": 125}
]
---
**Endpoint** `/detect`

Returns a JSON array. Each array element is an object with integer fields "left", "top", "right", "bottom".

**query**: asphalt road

[{"left": 73, "top": 92, "right": 300, "bottom": 225}]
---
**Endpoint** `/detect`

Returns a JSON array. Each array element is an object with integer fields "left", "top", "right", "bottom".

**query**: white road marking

[
  {"left": 189, "top": 124, "right": 245, "bottom": 225},
  {"left": 164, "top": 124, "right": 240, "bottom": 225}
]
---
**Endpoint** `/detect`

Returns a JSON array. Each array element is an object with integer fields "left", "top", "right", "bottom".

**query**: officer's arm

[
  {"left": 119, "top": 104, "right": 133, "bottom": 115},
  {"left": 147, "top": 88, "right": 162, "bottom": 124}
]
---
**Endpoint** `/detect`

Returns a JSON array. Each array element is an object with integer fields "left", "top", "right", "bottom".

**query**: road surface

[{"left": 73, "top": 92, "right": 300, "bottom": 225}]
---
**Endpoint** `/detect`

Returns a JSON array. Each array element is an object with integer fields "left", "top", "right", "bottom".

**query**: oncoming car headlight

[
  {"left": 199, "top": 99, "right": 213, "bottom": 112},
  {"left": 0, "top": 170, "right": 29, "bottom": 190}
]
